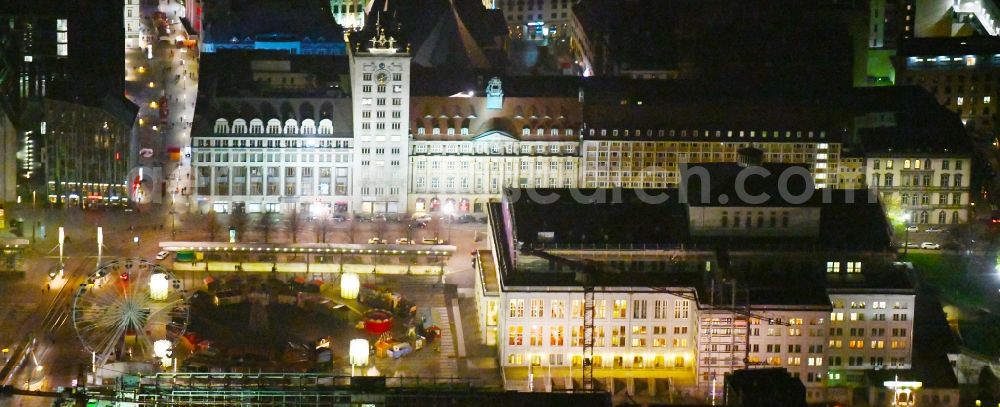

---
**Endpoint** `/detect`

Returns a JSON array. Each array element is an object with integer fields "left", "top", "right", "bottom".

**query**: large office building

[
  {"left": 191, "top": 52, "right": 354, "bottom": 214},
  {"left": 853, "top": 87, "right": 974, "bottom": 224},
  {"left": 408, "top": 76, "right": 581, "bottom": 214},
  {"left": 0, "top": 0, "right": 135, "bottom": 206},
  {"left": 895, "top": 36, "right": 1000, "bottom": 136},
  {"left": 475, "top": 162, "right": 921, "bottom": 405}
]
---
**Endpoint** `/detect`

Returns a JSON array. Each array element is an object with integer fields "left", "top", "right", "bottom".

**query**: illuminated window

[
  {"left": 613, "top": 300, "right": 627, "bottom": 318},
  {"left": 529, "top": 325, "right": 543, "bottom": 346},
  {"left": 611, "top": 326, "right": 626, "bottom": 347},
  {"left": 674, "top": 300, "right": 690, "bottom": 318},
  {"left": 507, "top": 325, "right": 523, "bottom": 346},
  {"left": 551, "top": 300, "right": 565, "bottom": 318},
  {"left": 549, "top": 325, "right": 564, "bottom": 346},
  {"left": 530, "top": 299, "right": 544, "bottom": 317},
  {"left": 509, "top": 299, "right": 524, "bottom": 317}
]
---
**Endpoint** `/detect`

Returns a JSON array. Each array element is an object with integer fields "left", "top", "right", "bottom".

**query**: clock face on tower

[{"left": 375, "top": 71, "right": 388, "bottom": 85}]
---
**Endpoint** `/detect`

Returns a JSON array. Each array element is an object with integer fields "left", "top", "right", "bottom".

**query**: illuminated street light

[
  {"left": 349, "top": 338, "right": 369, "bottom": 376},
  {"left": 340, "top": 273, "right": 360, "bottom": 299},
  {"left": 149, "top": 101, "right": 158, "bottom": 109},
  {"left": 149, "top": 273, "right": 169, "bottom": 301},
  {"left": 148, "top": 81, "right": 156, "bottom": 88}
]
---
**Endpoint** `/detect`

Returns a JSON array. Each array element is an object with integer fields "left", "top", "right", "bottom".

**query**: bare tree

[
  {"left": 344, "top": 218, "right": 359, "bottom": 244},
  {"left": 376, "top": 218, "right": 388, "bottom": 241},
  {"left": 230, "top": 207, "right": 248, "bottom": 242},
  {"left": 205, "top": 210, "right": 221, "bottom": 241},
  {"left": 258, "top": 211, "right": 275, "bottom": 244},
  {"left": 287, "top": 207, "right": 302, "bottom": 243},
  {"left": 316, "top": 216, "right": 332, "bottom": 243}
]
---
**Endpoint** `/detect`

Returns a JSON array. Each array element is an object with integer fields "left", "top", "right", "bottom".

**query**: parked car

[
  {"left": 902, "top": 242, "right": 919, "bottom": 249},
  {"left": 422, "top": 237, "right": 443, "bottom": 244},
  {"left": 156, "top": 251, "right": 170, "bottom": 260},
  {"left": 368, "top": 237, "right": 386, "bottom": 244},
  {"left": 413, "top": 214, "right": 432, "bottom": 223},
  {"left": 456, "top": 215, "right": 477, "bottom": 224},
  {"left": 332, "top": 214, "right": 347, "bottom": 222},
  {"left": 920, "top": 242, "right": 941, "bottom": 250},
  {"left": 905, "top": 225, "right": 918, "bottom": 232},
  {"left": 396, "top": 238, "right": 414, "bottom": 245},
  {"left": 924, "top": 227, "right": 944, "bottom": 233}
]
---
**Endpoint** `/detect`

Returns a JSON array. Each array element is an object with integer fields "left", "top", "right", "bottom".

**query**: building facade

[
  {"left": 477, "top": 184, "right": 915, "bottom": 405},
  {"left": 895, "top": 37, "right": 1000, "bottom": 135},
  {"left": 865, "top": 155, "right": 970, "bottom": 224},
  {"left": 190, "top": 55, "right": 355, "bottom": 214},
  {"left": 348, "top": 29, "right": 410, "bottom": 214},
  {"left": 408, "top": 78, "right": 581, "bottom": 215},
  {"left": 125, "top": 0, "right": 141, "bottom": 49},
  {"left": 580, "top": 131, "right": 840, "bottom": 189},
  {"left": 493, "top": 0, "right": 574, "bottom": 44}
]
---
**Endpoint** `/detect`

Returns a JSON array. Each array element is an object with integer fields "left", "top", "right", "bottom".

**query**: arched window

[
  {"left": 249, "top": 118, "right": 264, "bottom": 133},
  {"left": 919, "top": 211, "right": 929, "bottom": 224},
  {"left": 952, "top": 211, "right": 959, "bottom": 224},
  {"left": 903, "top": 159, "right": 911, "bottom": 169},
  {"left": 301, "top": 119, "right": 316, "bottom": 135},
  {"left": 213, "top": 119, "right": 230, "bottom": 133},
  {"left": 267, "top": 119, "right": 282, "bottom": 134},
  {"left": 319, "top": 119, "right": 334, "bottom": 134},
  {"left": 938, "top": 211, "right": 946, "bottom": 224},
  {"left": 522, "top": 126, "right": 531, "bottom": 136},
  {"left": 284, "top": 119, "right": 298, "bottom": 134},
  {"left": 232, "top": 118, "right": 248, "bottom": 133}
]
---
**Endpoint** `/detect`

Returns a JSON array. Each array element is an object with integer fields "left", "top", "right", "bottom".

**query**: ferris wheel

[{"left": 71, "top": 257, "right": 189, "bottom": 367}]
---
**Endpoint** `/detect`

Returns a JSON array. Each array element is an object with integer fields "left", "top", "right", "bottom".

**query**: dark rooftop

[
  {"left": 202, "top": 0, "right": 344, "bottom": 45},
  {"left": 198, "top": 50, "right": 349, "bottom": 99},
  {"left": 501, "top": 184, "right": 890, "bottom": 252},
  {"left": 897, "top": 35, "right": 1000, "bottom": 57}
]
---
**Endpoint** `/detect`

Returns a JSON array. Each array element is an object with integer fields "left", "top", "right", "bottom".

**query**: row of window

[
  {"left": 414, "top": 143, "right": 576, "bottom": 155},
  {"left": 213, "top": 119, "right": 337, "bottom": 135},
  {"left": 416, "top": 159, "right": 575, "bottom": 171},
  {"left": 872, "top": 158, "right": 963, "bottom": 171},
  {"left": 413, "top": 176, "right": 574, "bottom": 191},
  {"left": 196, "top": 139, "right": 351, "bottom": 149},
  {"left": 195, "top": 152, "right": 351, "bottom": 164},
  {"left": 588, "top": 129, "right": 829, "bottom": 140},
  {"left": 720, "top": 211, "right": 791, "bottom": 229},
  {"left": 506, "top": 353, "right": 688, "bottom": 369},
  {"left": 507, "top": 299, "right": 690, "bottom": 320},
  {"left": 872, "top": 173, "right": 964, "bottom": 188},
  {"left": 830, "top": 312, "right": 908, "bottom": 322},
  {"left": 827, "top": 327, "right": 908, "bottom": 337},
  {"left": 507, "top": 325, "right": 691, "bottom": 348}
]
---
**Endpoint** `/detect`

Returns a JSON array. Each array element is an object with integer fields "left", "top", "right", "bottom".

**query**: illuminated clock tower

[{"left": 349, "top": 26, "right": 410, "bottom": 215}]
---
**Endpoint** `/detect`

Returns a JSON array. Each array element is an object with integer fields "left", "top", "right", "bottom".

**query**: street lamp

[
  {"left": 443, "top": 201, "right": 455, "bottom": 244},
  {"left": 902, "top": 213, "right": 911, "bottom": 254}
]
